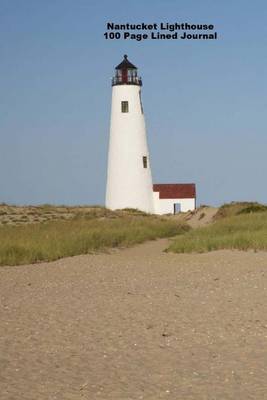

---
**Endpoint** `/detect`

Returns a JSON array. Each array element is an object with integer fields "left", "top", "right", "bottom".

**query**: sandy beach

[{"left": 1, "top": 238, "right": 267, "bottom": 399}]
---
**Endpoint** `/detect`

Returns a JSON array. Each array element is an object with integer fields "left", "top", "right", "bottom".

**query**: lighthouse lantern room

[{"left": 112, "top": 54, "right": 142, "bottom": 86}]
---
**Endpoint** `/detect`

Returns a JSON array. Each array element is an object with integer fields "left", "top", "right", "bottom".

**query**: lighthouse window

[
  {"left": 139, "top": 91, "right": 143, "bottom": 114},
  {"left": 121, "top": 101, "right": 129, "bottom": 113},
  {"left": 143, "top": 156, "right": 148, "bottom": 168}
]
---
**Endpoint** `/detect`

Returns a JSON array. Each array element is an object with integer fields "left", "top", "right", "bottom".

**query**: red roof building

[{"left": 153, "top": 183, "right": 196, "bottom": 214}]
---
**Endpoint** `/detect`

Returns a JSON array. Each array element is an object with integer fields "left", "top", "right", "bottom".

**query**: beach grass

[
  {"left": 168, "top": 210, "right": 267, "bottom": 253},
  {"left": 213, "top": 201, "right": 267, "bottom": 221},
  {"left": 0, "top": 213, "right": 189, "bottom": 266}
]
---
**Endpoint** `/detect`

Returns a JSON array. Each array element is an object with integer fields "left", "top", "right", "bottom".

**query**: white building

[
  {"left": 105, "top": 55, "right": 196, "bottom": 214},
  {"left": 153, "top": 184, "right": 196, "bottom": 214}
]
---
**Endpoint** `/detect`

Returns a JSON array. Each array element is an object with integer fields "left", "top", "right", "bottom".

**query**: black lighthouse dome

[{"left": 112, "top": 55, "right": 142, "bottom": 86}]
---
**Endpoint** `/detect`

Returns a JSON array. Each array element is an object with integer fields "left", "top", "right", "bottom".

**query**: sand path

[{"left": 1, "top": 239, "right": 267, "bottom": 399}]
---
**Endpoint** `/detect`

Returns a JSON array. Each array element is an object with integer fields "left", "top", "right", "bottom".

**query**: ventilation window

[
  {"left": 139, "top": 91, "right": 143, "bottom": 114},
  {"left": 143, "top": 156, "right": 148, "bottom": 168},
  {"left": 121, "top": 101, "right": 129, "bottom": 113}
]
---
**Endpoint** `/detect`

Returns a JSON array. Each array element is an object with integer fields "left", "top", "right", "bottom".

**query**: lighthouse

[
  {"left": 106, "top": 55, "right": 197, "bottom": 214},
  {"left": 105, "top": 55, "right": 154, "bottom": 213}
]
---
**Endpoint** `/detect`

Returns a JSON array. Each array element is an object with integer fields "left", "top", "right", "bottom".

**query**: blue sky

[{"left": 1, "top": 0, "right": 266, "bottom": 206}]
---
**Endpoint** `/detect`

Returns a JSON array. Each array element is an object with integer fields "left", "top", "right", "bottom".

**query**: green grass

[
  {"left": 168, "top": 211, "right": 267, "bottom": 253},
  {"left": 213, "top": 201, "right": 267, "bottom": 221},
  {"left": 0, "top": 215, "right": 189, "bottom": 266}
]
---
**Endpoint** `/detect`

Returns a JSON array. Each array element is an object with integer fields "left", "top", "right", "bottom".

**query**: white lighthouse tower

[{"left": 105, "top": 55, "right": 154, "bottom": 213}]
